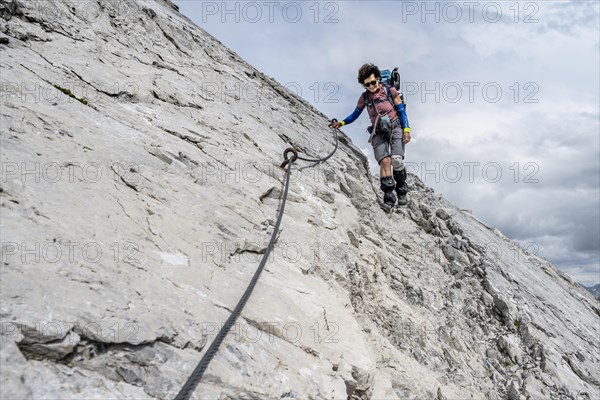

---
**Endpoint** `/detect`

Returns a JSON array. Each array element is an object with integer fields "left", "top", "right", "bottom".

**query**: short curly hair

[{"left": 357, "top": 63, "right": 381, "bottom": 85}]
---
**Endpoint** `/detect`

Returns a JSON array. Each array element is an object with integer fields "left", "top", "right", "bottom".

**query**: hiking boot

[
  {"left": 381, "top": 191, "right": 396, "bottom": 212},
  {"left": 380, "top": 176, "right": 396, "bottom": 212},
  {"left": 393, "top": 168, "right": 408, "bottom": 207},
  {"left": 397, "top": 193, "right": 408, "bottom": 207},
  {"left": 384, "top": 191, "right": 397, "bottom": 206}
]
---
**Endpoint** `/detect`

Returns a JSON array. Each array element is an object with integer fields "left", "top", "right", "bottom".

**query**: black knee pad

[{"left": 380, "top": 176, "right": 395, "bottom": 193}]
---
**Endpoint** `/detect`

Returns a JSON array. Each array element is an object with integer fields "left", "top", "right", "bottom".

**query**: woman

[{"left": 333, "top": 63, "right": 411, "bottom": 211}]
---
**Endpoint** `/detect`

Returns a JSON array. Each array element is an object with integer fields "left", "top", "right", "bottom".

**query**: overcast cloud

[{"left": 175, "top": 0, "right": 600, "bottom": 286}]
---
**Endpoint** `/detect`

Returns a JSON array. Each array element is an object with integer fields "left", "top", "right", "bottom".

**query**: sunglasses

[{"left": 364, "top": 79, "right": 378, "bottom": 88}]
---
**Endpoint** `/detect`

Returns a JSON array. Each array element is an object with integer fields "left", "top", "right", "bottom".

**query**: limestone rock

[{"left": 1, "top": 0, "right": 598, "bottom": 399}]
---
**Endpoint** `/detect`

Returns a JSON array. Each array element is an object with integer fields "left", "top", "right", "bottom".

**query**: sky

[{"left": 174, "top": 0, "right": 600, "bottom": 287}]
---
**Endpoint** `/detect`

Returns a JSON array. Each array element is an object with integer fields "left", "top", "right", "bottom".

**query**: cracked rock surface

[{"left": 1, "top": 0, "right": 599, "bottom": 399}]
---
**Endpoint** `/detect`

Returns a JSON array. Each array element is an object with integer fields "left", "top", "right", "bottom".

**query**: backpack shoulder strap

[
  {"left": 363, "top": 90, "right": 372, "bottom": 108},
  {"left": 364, "top": 85, "right": 395, "bottom": 109},
  {"left": 383, "top": 83, "right": 395, "bottom": 107}
]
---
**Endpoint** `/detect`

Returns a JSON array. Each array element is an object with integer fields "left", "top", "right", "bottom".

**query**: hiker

[{"left": 332, "top": 63, "right": 411, "bottom": 211}]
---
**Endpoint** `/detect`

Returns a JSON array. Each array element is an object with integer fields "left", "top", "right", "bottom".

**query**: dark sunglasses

[{"left": 364, "top": 79, "right": 378, "bottom": 88}]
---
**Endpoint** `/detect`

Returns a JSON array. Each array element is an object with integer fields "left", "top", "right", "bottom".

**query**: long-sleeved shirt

[{"left": 342, "top": 85, "right": 410, "bottom": 130}]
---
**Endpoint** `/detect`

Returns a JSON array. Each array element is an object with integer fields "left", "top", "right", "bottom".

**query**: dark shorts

[{"left": 372, "top": 124, "right": 405, "bottom": 163}]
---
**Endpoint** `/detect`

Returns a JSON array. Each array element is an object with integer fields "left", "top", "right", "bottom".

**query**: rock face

[{"left": 1, "top": 1, "right": 599, "bottom": 399}]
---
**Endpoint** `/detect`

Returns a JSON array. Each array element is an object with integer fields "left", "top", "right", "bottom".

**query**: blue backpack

[{"left": 381, "top": 67, "right": 401, "bottom": 91}]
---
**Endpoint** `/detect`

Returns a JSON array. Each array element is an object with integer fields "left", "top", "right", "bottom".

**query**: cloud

[
  {"left": 174, "top": 0, "right": 600, "bottom": 285},
  {"left": 537, "top": 1, "right": 600, "bottom": 34}
]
